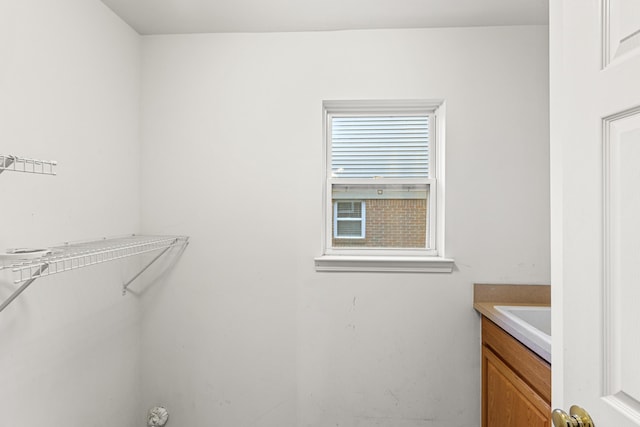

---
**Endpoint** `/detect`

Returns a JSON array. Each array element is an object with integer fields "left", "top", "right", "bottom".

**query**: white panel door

[{"left": 551, "top": 0, "right": 640, "bottom": 424}]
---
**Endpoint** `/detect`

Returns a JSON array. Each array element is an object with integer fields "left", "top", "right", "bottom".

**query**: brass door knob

[{"left": 552, "top": 405, "right": 595, "bottom": 427}]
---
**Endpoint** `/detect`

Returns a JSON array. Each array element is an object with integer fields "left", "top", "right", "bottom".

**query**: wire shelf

[
  {"left": 0, "top": 235, "right": 189, "bottom": 314},
  {"left": 0, "top": 154, "right": 57, "bottom": 175},
  {"left": 1, "top": 235, "right": 188, "bottom": 284}
]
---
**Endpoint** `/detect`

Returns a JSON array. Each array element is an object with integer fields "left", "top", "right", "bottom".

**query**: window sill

[{"left": 314, "top": 255, "right": 455, "bottom": 273}]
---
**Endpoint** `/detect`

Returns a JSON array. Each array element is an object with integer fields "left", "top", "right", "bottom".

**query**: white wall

[
  {"left": 0, "top": 1, "right": 142, "bottom": 425},
  {"left": 139, "top": 26, "right": 550, "bottom": 426}
]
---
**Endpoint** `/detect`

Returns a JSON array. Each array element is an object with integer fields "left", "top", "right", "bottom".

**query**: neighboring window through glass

[{"left": 334, "top": 200, "right": 365, "bottom": 239}]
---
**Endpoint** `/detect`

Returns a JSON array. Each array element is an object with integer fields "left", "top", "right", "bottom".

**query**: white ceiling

[{"left": 99, "top": 0, "right": 549, "bottom": 35}]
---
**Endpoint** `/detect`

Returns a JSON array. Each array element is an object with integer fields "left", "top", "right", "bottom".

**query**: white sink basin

[
  {"left": 495, "top": 305, "right": 551, "bottom": 336},
  {"left": 494, "top": 305, "right": 551, "bottom": 362}
]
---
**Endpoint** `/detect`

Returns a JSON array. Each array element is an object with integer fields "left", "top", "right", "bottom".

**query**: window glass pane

[
  {"left": 336, "top": 220, "right": 363, "bottom": 238},
  {"left": 332, "top": 184, "right": 428, "bottom": 249},
  {"left": 336, "top": 201, "right": 362, "bottom": 218},
  {"left": 331, "top": 116, "right": 429, "bottom": 178}
]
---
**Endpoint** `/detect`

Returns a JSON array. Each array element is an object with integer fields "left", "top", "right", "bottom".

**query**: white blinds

[{"left": 331, "top": 115, "right": 429, "bottom": 178}]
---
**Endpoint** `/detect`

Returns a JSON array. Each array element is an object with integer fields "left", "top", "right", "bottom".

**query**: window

[
  {"left": 334, "top": 201, "right": 365, "bottom": 239},
  {"left": 315, "top": 100, "right": 453, "bottom": 273}
]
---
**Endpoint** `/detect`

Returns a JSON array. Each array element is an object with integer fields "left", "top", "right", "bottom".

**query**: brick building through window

[
  {"left": 332, "top": 183, "right": 428, "bottom": 248},
  {"left": 333, "top": 197, "right": 427, "bottom": 248}
]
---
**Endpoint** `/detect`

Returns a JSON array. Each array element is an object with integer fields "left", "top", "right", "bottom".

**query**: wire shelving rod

[{"left": 0, "top": 154, "right": 57, "bottom": 175}]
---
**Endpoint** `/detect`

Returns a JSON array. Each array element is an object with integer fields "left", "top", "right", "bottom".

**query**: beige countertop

[{"left": 474, "top": 283, "right": 551, "bottom": 363}]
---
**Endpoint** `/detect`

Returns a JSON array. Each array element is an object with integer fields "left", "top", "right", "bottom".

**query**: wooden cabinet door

[{"left": 483, "top": 347, "right": 550, "bottom": 427}]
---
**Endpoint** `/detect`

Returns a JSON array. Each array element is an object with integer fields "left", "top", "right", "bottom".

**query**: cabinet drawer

[{"left": 482, "top": 316, "right": 551, "bottom": 403}]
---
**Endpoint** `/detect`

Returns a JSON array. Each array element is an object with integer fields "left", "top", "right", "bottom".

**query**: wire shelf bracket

[
  {"left": 0, "top": 235, "right": 189, "bottom": 313},
  {"left": 0, "top": 154, "right": 57, "bottom": 176},
  {"left": 0, "top": 264, "right": 49, "bottom": 313}
]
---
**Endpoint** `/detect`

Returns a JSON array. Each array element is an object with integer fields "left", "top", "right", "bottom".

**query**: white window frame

[
  {"left": 315, "top": 99, "right": 454, "bottom": 273},
  {"left": 334, "top": 200, "right": 366, "bottom": 239}
]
